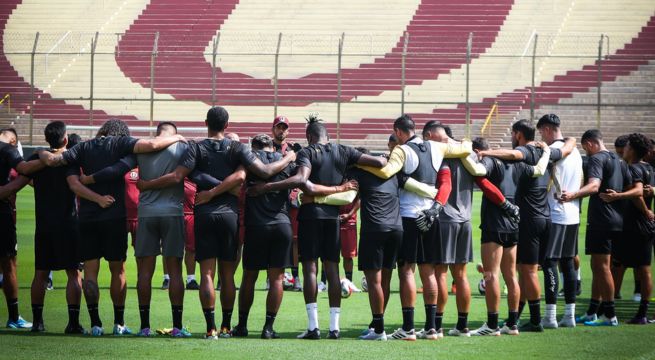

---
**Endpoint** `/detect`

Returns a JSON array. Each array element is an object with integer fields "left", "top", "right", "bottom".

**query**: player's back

[
  {"left": 245, "top": 150, "right": 294, "bottom": 226},
  {"left": 28, "top": 153, "right": 79, "bottom": 229},
  {"left": 513, "top": 144, "right": 551, "bottom": 219},
  {"left": 137, "top": 142, "right": 187, "bottom": 217},
  {"left": 548, "top": 141, "right": 583, "bottom": 225}
]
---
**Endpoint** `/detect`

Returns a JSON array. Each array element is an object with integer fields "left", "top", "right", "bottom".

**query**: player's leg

[
  {"left": 108, "top": 260, "right": 128, "bottom": 334},
  {"left": 82, "top": 259, "right": 102, "bottom": 332},
  {"left": 471, "top": 240, "right": 502, "bottom": 336},
  {"left": 215, "top": 212, "right": 239, "bottom": 337},
  {"left": 500, "top": 243, "right": 520, "bottom": 334},
  {"left": 199, "top": 258, "right": 217, "bottom": 336},
  {"left": 260, "top": 224, "right": 292, "bottom": 339},
  {"left": 29, "top": 270, "right": 49, "bottom": 331},
  {"left": 217, "top": 259, "right": 237, "bottom": 336},
  {"left": 417, "top": 264, "right": 438, "bottom": 338},
  {"left": 64, "top": 268, "right": 83, "bottom": 333},
  {"left": 161, "top": 216, "right": 187, "bottom": 336},
  {"left": 183, "top": 214, "right": 198, "bottom": 289},
  {"left": 631, "top": 265, "right": 652, "bottom": 323},
  {"left": 135, "top": 255, "right": 156, "bottom": 334},
  {"left": 449, "top": 263, "right": 471, "bottom": 334},
  {"left": 611, "top": 260, "right": 626, "bottom": 299},
  {"left": 434, "top": 264, "right": 448, "bottom": 333},
  {"left": 263, "top": 267, "right": 284, "bottom": 338}
]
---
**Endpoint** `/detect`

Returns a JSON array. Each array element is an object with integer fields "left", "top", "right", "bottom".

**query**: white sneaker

[
  {"left": 361, "top": 276, "right": 368, "bottom": 292},
  {"left": 541, "top": 317, "right": 558, "bottom": 329},
  {"left": 435, "top": 328, "right": 444, "bottom": 339},
  {"left": 500, "top": 324, "right": 519, "bottom": 335},
  {"left": 448, "top": 328, "right": 471, "bottom": 337},
  {"left": 389, "top": 328, "right": 416, "bottom": 341},
  {"left": 112, "top": 324, "right": 133, "bottom": 335},
  {"left": 633, "top": 293, "right": 642, "bottom": 302},
  {"left": 317, "top": 282, "right": 327, "bottom": 292},
  {"left": 293, "top": 277, "right": 302, "bottom": 292},
  {"left": 415, "top": 328, "right": 439, "bottom": 340},
  {"left": 348, "top": 281, "right": 362, "bottom": 293},
  {"left": 470, "top": 323, "right": 500, "bottom": 336},
  {"left": 359, "top": 330, "right": 387, "bottom": 340},
  {"left": 558, "top": 316, "right": 576, "bottom": 328}
]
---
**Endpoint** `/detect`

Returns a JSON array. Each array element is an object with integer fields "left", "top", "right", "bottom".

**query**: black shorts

[
  {"left": 243, "top": 224, "right": 293, "bottom": 270},
  {"left": 437, "top": 221, "right": 473, "bottom": 264},
  {"left": 195, "top": 213, "right": 238, "bottom": 262},
  {"left": 543, "top": 223, "right": 579, "bottom": 260},
  {"left": 358, "top": 230, "right": 402, "bottom": 271},
  {"left": 613, "top": 228, "right": 653, "bottom": 268},
  {"left": 481, "top": 231, "right": 518, "bottom": 249},
  {"left": 398, "top": 217, "right": 439, "bottom": 266},
  {"left": 518, "top": 218, "right": 550, "bottom": 265},
  {"left": 585, "top": 228, "right": 621, "bottom": 255},
  {"left": 0, "top": 213, "right": 17, "bottom": 258},
  {"left": 35, "top": 221, "right": 80, "bottom": 271},
  {"left": 78, "top": 218, "right": 128, "bottom": 262},
  {"left": 298, "top": 219, "right": 340, "bottom": 263}
]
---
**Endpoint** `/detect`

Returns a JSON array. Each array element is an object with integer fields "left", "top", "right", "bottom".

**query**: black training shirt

[
  {"left": 586, "top": 150, "right": 631, "bottom": 231},
  {"left": 513, "top": 145, "right": 551, "bottom": 219},
  {"left": 0, "top": 142, "right": 23, "bottom": 214},
  {"left": 347, "top": 167, "right": 402, "bottom": 233},
  {"left": 480, "top": 157, "right": 518, "bottom": 233},
  {"left": 624, "top": 162, "right": 653, "bottom": 228},
  {"left": 245, "top": 150, "right": 295, "bottom": 226},
  {"left": 28, "top": 153, "right": 80, "bottom": 229}
]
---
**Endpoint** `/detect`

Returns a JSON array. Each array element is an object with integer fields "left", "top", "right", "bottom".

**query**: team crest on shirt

[{"left": 129, "top": 171, "right": 138, "bottom": 180}]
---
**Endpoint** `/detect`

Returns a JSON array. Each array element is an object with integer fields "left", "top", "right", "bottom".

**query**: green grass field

[{"left": 1, "top": 188, "right": 654, "bottom": 359}]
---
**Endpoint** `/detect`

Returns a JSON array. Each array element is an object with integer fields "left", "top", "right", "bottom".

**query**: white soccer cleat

[
  {"left": 415, "top": 328, "right": 439, "bottom": 340},
  {"left": 389, "top": 328, "right": 416, "bottom": 341},
  {"left": 558, "top": 316, "right": 576, "bottom": 328},
  {"left": 541, "top": 317, "right": 559, "bottom": 329},
  {"left": 470, "top": 323, "right": 501, "bottom": 336},
  {"left": 317, "top": 282, "right": 327, "bottom": 292},
  {"left": 348, "top": 281, "right": 362, "bottom": 293},
  {"left": 359, "top": 330, "right": 387, "bottom": 341},
  {"left": 500, "top": 324, "right": 519, "bottom": 335},
  {"left": 633, "top": 293, "right": 642, "bottom": 302},
  {"left": 448, "top": 328, "right": 471, "bottom": 337}
]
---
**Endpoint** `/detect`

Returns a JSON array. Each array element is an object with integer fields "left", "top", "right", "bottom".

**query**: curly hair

[
  {"left": 96, "top": 118, "right": 130, "bottom": 137},
  {"left": 627, "top": 133, "right": 652, "bottom": 160},
  {"left": 305, "top": 113, "right": 327, "bottom": 141}
]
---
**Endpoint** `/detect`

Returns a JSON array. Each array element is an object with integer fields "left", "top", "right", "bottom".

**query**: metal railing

[
  {"left": 1, "top": 31, "right": 653, "bottom": 145},
  {"left": 480, "top": 102, "right": 499, "bottom": 137}
]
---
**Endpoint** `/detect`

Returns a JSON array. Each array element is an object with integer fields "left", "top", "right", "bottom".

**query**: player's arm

[
  {"left": 529, "top": 142, "right": 551, "bottom": 177},
  {"left": 560, "top": 178, "right": 600, "bottom": 202},
  {"left": 66, "top": 174, "right": 115, "bottom": 208},
  {"left": 80, "top": 155, "right": 137, "bottom": 185},
  {"left": 402, "top": 177, "right": 438, "bottom": 199},
  {"left": 14, "top": 159, "right": 46, "bottom": 175},
  {"left": 195, "top": 166, "right": 246, "bottom": 205},
  {"left": 132, "top": 134, "right": 185, "bottom": 154},
  {"left": 309, "top": 190, "right": 359, "bottom": 206},
  {"left": 556, "top": 137, "right": 577, "bottom": 159},
  {"left": 340, "top": 198, "right": 361, "bottom": 222},
  {"left": 301, "top": 179, "right": 358, "bottom": 196},
  {"left": 248, "top": 165, "right": 310, "bottom": 196},
  {"left": 246, "top": 151, "right": 296, "bottom": 179},
  {"left": 598, "top": 181, "right": 643, "bottom": 202},
  {"left": 477, "top": 148, "right": 524, "bottom": 161},
  {"left": 434, "top": 166, "right": 451, "bottom": 205},
  {"left": 356, "top": 153, "right": 387, "bottom": 168},
  {"left": 188, "top": 169, "right": 222, "bottom": 189},
  {"left": 0, "top": 175, "right": 31, "bottom": 200},
  {"left": 138, "top": 165, "right": 192, "bottom": 191},
  {"left": 433, "top": 140, "right": 473, "bottom": 159},
  {"left": 357, "top": 146, "right": 404, "bottom": 179}
]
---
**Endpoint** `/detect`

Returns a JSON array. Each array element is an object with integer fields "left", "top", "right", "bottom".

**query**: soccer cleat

[
  {"left": 360, "top": 276, "right": 368, "bottom": 292},
  {"left": 435, "top": 328, "right": 444, "bottom": 339},
  {"left": 317, "top": 282, "right": 327, "bottom": 292},
  {"left": 185, "top": 280, "right": 199, "bottom": 290},
  {"left": 6, "top": 316, "right": 32, "bottom": 329},
  {"left": 261, "top": 328, "right": 280, "bottom": 339},
  {"left": 171, "top": 327, "right": 192, "bottom": 338},
  {"left": 161, "top": 278, "right": 170, "bottom": 290},
  {"left": 156, "top": 328, "right": 173, "bottom": 335},
  {"left": 293, "top": 278, "right": 302, "bottom": 292},
  {"left": 470, "top": 323, "right": 500, "bottom": 336},
  {"left": 89, "top": 326, "right": 104, "bottom": 336},
  {"left": 231, "top": 324, "right": 248, "bottom": 337},
  {"left": 218, "top": 326, "right": 231, "bottom": 338},
  {"left": 297, "top": 328, "right": 320, "bottom": 340},
  {"left": 626, "top": 317, "right": 648, "bottom": 325},
  {"left": 30, "top": 322, "right": 46, "bottom": 333},
  {"left": 575, "top": 313, "right": 597, "bottom": 324},
  {"left": 416, "top": 328, "right": 439, "bottom": 340},
  {"left": 633, "top": 293, "right": 642, "bottom": 302},
  {"left": 541, "top": 317, "right": 558, "bottom": 329},
  {"left": 136, "top": 328, "right": 153, "bottom": 337},
  {"left": 359, "top": 330, "right": 387, "bottom": 341},
  {"left": 558, "top": 316, "right": 576, "bottom": 328},
  {"left": 500, "top": 325, "right": 519, "bottom": 335},
  {"left": 585, "top": 315, "right": 618, "bottom": 327},
  {"left": 64, "top": 324, "right": 86, "bottom": 335},
  {"left": 576, "top": 280, "right": 582, "bottom": 296},
  {"left": 448, "top": 328, "right": 471, "bottom": 337},
  {"left": 327, "top": 330, "right": 340, "bottom": 339},
  {"left": 46, "top": 278, "right": 54, "bottom": 291},
  {"left": 265, "top": 278, "right": 270, "bottom": 291},
  {"left": 205, "top": 329, "right": 218, "bottom": 340},
  {"left": 112, "top": 324, "right": 133, "bottom": 336},
  {"left": 519, "top": 322, "right": 544, "bottom": 332},
  {"left": 348, "top": 282, "right": 362, "bottom": 293},
  {"left": 389, "top": 328, "right": 416, "bottom": 341},
  {"left": 361, "top": 327, "right": 374, "bottom": 336}
]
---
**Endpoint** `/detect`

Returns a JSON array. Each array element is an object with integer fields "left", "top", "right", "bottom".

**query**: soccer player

[
  {"left": 0, "top": 127, "right": 47, "bottom": 329},
  {"left": 478, "top": 119, "right": 575, "bottom": 332},
  {"left": 137, "top": 107, "right": 296, "bottom": 339},
  {"left": 22, "top": 122, "right": 86, "bottom": 333},
  {"left": 536, "top": 114, "right": 584, "bottom": 328},
  {"left": 183, "top": 178, "right": 199, "bottom": 290},
  {"left": 247, "top": 115, "right": 386, "bottom": 340},
  {"left": 469, "top": 137, "right": 551, "bottom": 336},
  {"left": 560, "top": 129, "right": 630, "bottom": 326},
  {"left": 38, "top": 118, "right": 186, "bottom": 336},
  {"left": 272, "top": 115, "right": 303, "bottom": 291},
  {"left": 597, "top": 133, "right": 654, "bottom": 324},
  {"left": 231, "top": 134, "right": 302, "bottom": 339}
]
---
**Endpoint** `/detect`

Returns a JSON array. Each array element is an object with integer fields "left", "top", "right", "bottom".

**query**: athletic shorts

[
  {"left": 358, "top": 230, "right": 402, "bottom": 271},
  {"left": 78, "top": 218, "right": 128, "bottom": 262},
  {"left": 517, "top": 218, "right": 550, "bottom": 265},
  {"left": 126, "top": 219, "right": 138, "bottom": 246},
  {"left": 585, "top": 228, "right": 621, "bottom": 255},
  {"left": 613, "top": 228, "right": 653, "bottom": 268},
  {"left": 298, "top": 219, "right": 340, "bottom": 263},
  {"left": 243, "top": 224, "right": 293, "bottom": 271},
  {"left": 437, "top": 221, "right": 473, "bottom": 264},
  {"left": 340, "top": 224, "right": 357, "bottom": 258},
  {"left": 0, "top": 213, "right": 17, "bottom": 258},
  {"left": 184, "top": 214, "right": 195, "bottom": 252},
  {"left": 398, "top": 217, "right": 439, "bottom": 266},
  {"left": 544, "top": 223, "right": 579, "bottom": 260},
  {"left": 481, "top": 231, "right": 518, "bottom": 249},
  {"left": 195, "top": 212, "right": 239, "bottom": 262},
  {"left": 135, "top": 216, "right": 185, "bottom": 258},
  {"left": 34, "top": 221, "right": 80, "bottom": 271}
]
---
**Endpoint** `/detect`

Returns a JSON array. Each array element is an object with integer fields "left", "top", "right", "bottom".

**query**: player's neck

[{"left": 207, "top": 130, "right": 224, "bottom": 140}]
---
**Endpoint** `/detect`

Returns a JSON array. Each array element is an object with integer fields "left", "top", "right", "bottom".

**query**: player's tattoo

[{"left": 83, "top": 279, "right": 100, "bottom": 304}]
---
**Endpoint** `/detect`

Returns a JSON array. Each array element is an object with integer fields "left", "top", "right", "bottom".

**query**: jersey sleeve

[
  {"left": 65, "top": 165, "right": 81, "bottom": 178},
  {"left": 586, "top": 154, "right": 604, "bottom": 182},
  {"left": 234, "top": 142, "right": 256, "bottom": 167},
  {"left": 629, "top": 164, "right": 644, "bottom": 184},
  {"left": 62, "top": 142, "right": 82, "bottom": 165},
  {"left": 296, "top": 148, "right": 312, "bottom": 170},
  {"left": 116, "top": 136, "right": 140, "bottom": 156},
  {"left": 92, "top": 155, "right": 137, "bottom": 183},
  {"left": 357, "top": 146, "right": 404, "bottom": 179},
  {"left": 342, "top": 145, "right": 363, "bottom": 166},
  {"left": 4, "top": 146, "right": 23, "bottom": 169},
  {"left": 549, "top": 148, "right": 563, "bottom": 162},
  {"left": 178, "top": 142, "right": 199, "bottom": 170}
]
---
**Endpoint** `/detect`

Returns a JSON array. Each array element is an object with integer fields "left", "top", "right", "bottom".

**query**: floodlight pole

[
  {"left": 596, "top": 34, "right": 604, "bottom": 129},
  {"left": 149, "top": 32, "right": 159, "bottom": 133},
  {"left": 530, "top": 34, "right": 538, "bottom": 122},
  {"left": 337, "top": 32, "right": 344, "bottom": 144},
  {"left": 89, "top": 32, "right": 99, "bottom": 125},
  {"left": 401, "top": 32, "right": 409, "bottom": 115},
  {"left": 212, "top": 34, "right": 220, "bottom": 106},
  {"left": 465, "top": 32, "right": 472, "bottom": 139},
  {"left": 29, "top": 32, "right": 39, "bottom": 145}
]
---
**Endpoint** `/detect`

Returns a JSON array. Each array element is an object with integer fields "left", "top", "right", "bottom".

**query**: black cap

[{"left": 536, "top": 114, "right": 560, "bottom": 128}]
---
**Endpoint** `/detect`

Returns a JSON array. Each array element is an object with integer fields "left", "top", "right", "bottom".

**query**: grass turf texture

[{"left": 1, "top": 188, "right": 654, "bottom": 359}]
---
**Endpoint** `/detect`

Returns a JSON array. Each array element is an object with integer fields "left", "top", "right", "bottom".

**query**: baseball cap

[
  {"left": 536, "top": 113, "right": 560, "bottom": 128},
  {"left": 273, "top": 115, "right": 290, "bottom": 128}
]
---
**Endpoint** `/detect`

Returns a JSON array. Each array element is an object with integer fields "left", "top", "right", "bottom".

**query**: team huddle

[{"left": 0, "top": 107, "right": 653, "bottom": 340}]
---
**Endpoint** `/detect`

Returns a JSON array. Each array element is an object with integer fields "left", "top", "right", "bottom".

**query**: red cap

[{"left": 273, "top": 115, "right": 290, "bottom": 127}]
